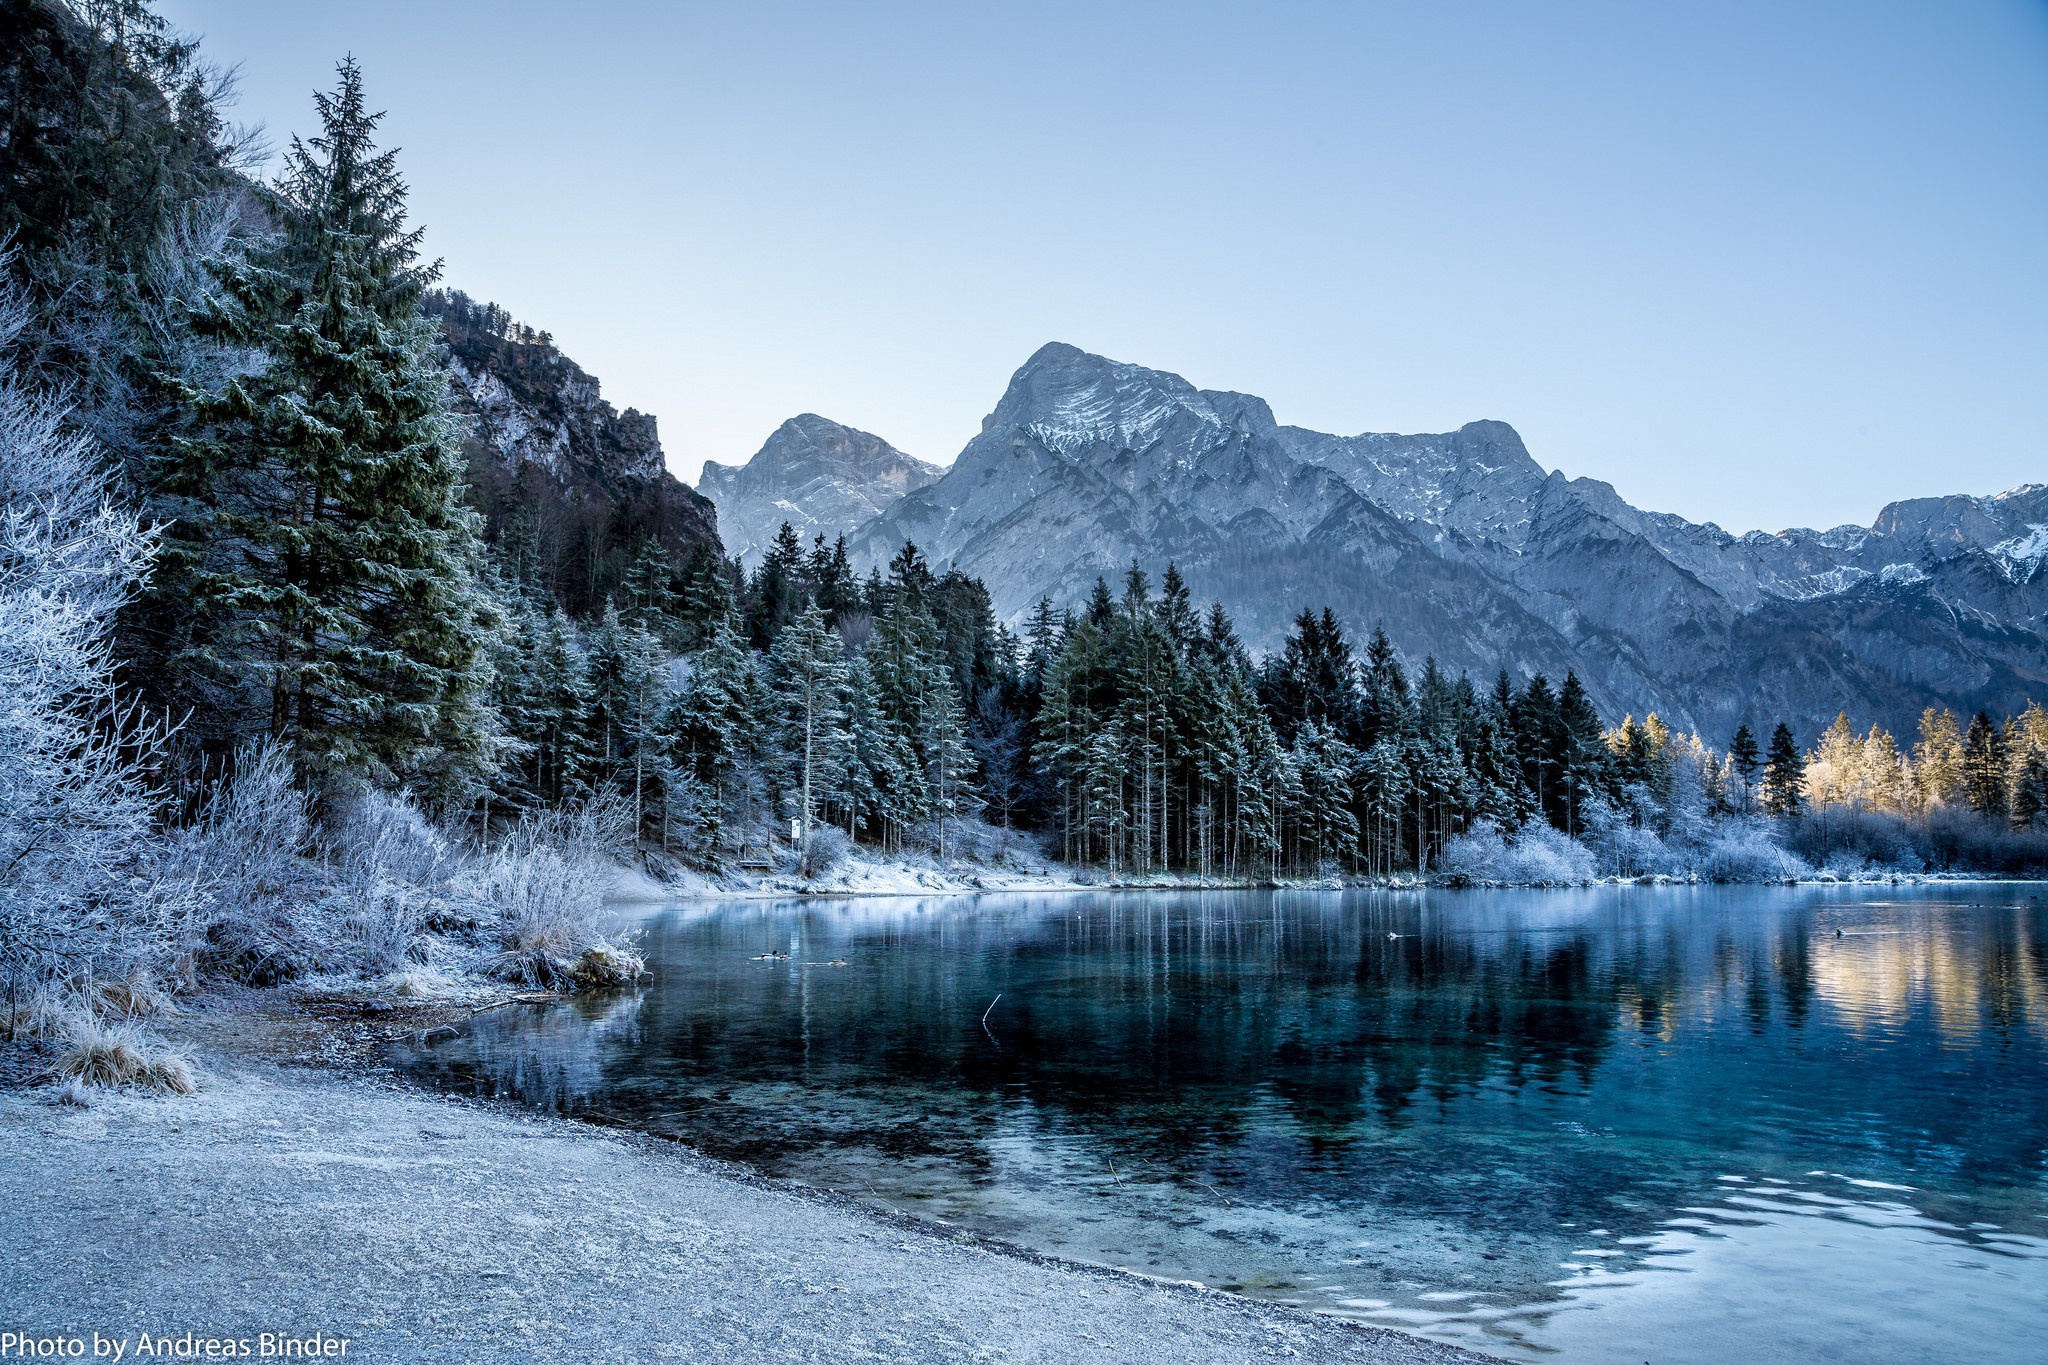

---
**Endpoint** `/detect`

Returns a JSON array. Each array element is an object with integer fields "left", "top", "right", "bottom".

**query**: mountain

[
  {"left": 698, "top": 414, "right": 942, "bottom": 562},
  {"left": 844, "top": 342, "right": 2048, "bottom": 741},
  {"left": 427, "top": 291, "right": 723, "bottom": 612}
]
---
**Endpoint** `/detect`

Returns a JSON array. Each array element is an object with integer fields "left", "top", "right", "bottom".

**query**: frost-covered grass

[{"left": 54, "top": 1011, "right": 195, "bottom": 1094}]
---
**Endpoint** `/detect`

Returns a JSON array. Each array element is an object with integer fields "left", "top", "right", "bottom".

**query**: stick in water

[{"left": 981, "top": 993, "right": 1002, "bottom": 1047}]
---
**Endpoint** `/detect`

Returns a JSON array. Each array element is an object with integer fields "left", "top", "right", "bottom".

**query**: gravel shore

[{"left": 0, "top": 1023, "right": 1491, "bottom": 1365}]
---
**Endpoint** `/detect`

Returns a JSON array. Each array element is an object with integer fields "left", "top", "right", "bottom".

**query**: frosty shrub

[
  {"left": 1784, "top": 807, "right": 1922, "bottom": 873},
  {"left": 1439, "top": 821, "right": 1596, "bottom": 886},
  {"left": 178, "top": 742, "right": 312, "bottom": 910},
  {"left": 801, "top": 824, "right": 852, "bottom": 877},
  {"left": 323, "top": 790, "right": 456, "bottom": 892},
  {"left": 1580, "top": 793, "right": 1676, "bottom": 878},
  {"left": 1699, "top": 823, "right": 1810, "bottom": 883},
  {"left": 178, "top": 742, "right": 323, "bottom": 987},
  {"left": 342, "top": 878, "right": 424, "bottom": 975},
  {"left": 937, "top": 818, "right": 1030, "bottom": 865},
  {"left": 0, "top": 258, "right": 194, "bottom": 1028},
  {"left": 1917, "top": 806, "right": 2048, "bottom": 875},
  {"left": 470, "top": 792, "right": 643, "bottom": 991}
]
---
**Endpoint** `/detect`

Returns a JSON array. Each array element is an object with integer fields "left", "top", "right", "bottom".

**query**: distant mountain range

[
  {"left": 702, "top": 342, "right": 2048, "bottom": 740},
  {"left": 699, "top": 414, "right": 942, "bottom": 563}
]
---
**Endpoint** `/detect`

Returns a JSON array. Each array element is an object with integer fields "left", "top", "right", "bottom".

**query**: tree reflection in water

[{"left": 393, "top": 886, "right": 2048, "bottom": 1361}]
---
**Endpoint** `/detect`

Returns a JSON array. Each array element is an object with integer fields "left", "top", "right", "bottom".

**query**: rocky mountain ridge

[
  {"left": 699, "top": 414, "right": 940, "bottom": 562},
  {"left": 830, "top": 343, "right": 2044, "bottom": 740},
  {"left": 427, "top": 290, "right": 722, "bottom": 612}
]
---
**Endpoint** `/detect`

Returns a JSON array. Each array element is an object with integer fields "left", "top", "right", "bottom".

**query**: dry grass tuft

[
  {"left": 570, "top": 944, "right": 646, "bottom": 989},
  {"left": 54, "top": 1077, "right": 94, "bottom": 1107},
  {"left": 380, "top": 968, "right": 458, "bottom": 999},
  {"left": 92, "top": 966, "right": 178, "bottom": 1019},
  {"left": 57, "top": 1013, "right": 197, "bottom": 1094}
]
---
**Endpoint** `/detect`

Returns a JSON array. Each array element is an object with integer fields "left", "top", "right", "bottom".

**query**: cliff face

[
  {"left": 427, "top": 291, "right": 722, "bottom": 611},
  {"left": 841, "top": 342, "right": 2046, "bottom": 741},
  {"left": 698, "top": 413, "right": 942, "bottom": 563}
]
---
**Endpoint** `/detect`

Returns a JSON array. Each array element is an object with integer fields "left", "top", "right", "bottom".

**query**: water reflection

[{"left": 392, "top": 886, "right": 2048, "bottom": 1363}]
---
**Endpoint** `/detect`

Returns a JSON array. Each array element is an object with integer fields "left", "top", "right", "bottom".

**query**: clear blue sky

[{"left": 158, "top": 0, "right": 2047, "bottom": 534}]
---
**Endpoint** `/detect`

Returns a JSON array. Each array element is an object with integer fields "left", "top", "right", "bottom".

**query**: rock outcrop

[{"left": 427, "top": 291, "right": 722, "bottom": 612}]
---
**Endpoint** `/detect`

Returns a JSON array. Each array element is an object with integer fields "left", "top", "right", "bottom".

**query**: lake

[{"left": 391, "top": 885, "right": 2048, "bottom": 1363}]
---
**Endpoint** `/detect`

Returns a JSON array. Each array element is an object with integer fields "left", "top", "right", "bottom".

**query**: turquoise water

[{"left": 392, "top": 886, "right": 2048, "bottom": 1362}]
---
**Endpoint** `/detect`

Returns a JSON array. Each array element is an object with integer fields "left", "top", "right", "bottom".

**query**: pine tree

[
  {"left": 157, "top": 58, "right": 500, "bottom": 799},
  {"left": 2004, "top": 702, "right": 2048, "bottom": 820},
  {"left": 1728, "top": 724, "right": 1762, "bottom": 814},
  {"left": 1860, "top": 726, "right": 1907, "bottom": 813},
  {"left": 1355, "top": 626, "right": 1407, "bottom": 750},
  {"left": 1963, "top": 710, "right": 2009, "bottom": 816},
  {"left": 675, "top": 544, "right": 736, "bottom": 650},
  {"left": 1156, "top": 563, "right": 1198, "bottom": 648},
  {"left": 528, "top": 603, "right": 593, "bottom": 805},
  {"left": 1084, "top": 577, "right": 1116, "bottom": 630},
  {"left": 1554, "top": 672, "right": 1606, "bottom": 835},
  {"left": 767, "top": 603, "right": 848, "bottom": 866},
  {"left": 665, "top": 615, "right": 763, "bottom": 862},
  {"left": 1513, "top": 674, "right": 1561, "bottom": 821},
  {"left": 1805, "top": 712, "right": 1863, "bottom": 811},
  {"left": 809, "top": 535, "right": 858, "bottom": 627},
  {"left": 1913, "top": 707, "right": 1968, "bottom": 807},
  {"left": 2011, "top": 751, "right": 2048, "bottom": 830},
  {"left": 921, "top": 662, "right": 981, "bottom": 854},
  {"left": 745, "top": 523, "right": 806, "bottom": 647},
  {"left": 624, "top": 538, "right": 676, "bottom": 633},
  {"left": 584, "top": 603, "right": 667, "bottom": 834},
  {"left": 1761, "top": 722, "right": 1804, "bottom": 816},
  {"left": 1292, "top": 719, "right": 1359, "bottom": 870}
]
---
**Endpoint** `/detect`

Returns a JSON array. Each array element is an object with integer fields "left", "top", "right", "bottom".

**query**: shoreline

[
  {"left": 610, "top": 858, "right": 2047, "bottom": 904},
  {"left": 1, "top": 990, "right": 1493, "bottom": 1364}
]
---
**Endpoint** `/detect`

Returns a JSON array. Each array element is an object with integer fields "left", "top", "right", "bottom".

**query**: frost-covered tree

[
  {"left": 664, "top": 615, "right": 765, "bottom": 861},
  {"left": 0, "top": 267, "right": 189, "bottom": 1019},
  {"left": 920, "top": 660, "right": 981, "bottom": 853},
  {"left": 1913, "top": 707, "right": 1968, "bottom": 808},
  {"left": 157, "top": 58, "right": 500, "bottom": 799},
  {"left": 767, "top": 603, "right": 848, "bottom": 863},
  {"left": 1727, "top": 724, "right": 1762, "bottom": 815},
  {"left": 2012, "top": 752, "right": 2048, "bottom": 830},
  {"left": 585, "top": 603, "right": 669, "bottom": 835}
]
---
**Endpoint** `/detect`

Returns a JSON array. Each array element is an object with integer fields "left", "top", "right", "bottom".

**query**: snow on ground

[{"left": 0, "top": 1031, "right": 1485, "bottom": 1364}]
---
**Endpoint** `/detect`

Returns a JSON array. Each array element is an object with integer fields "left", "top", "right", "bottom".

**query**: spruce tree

[
  {"left": 921, "top": 663, "right": 981, "bottom": 854},
  {"left": 1292, "top": 719, "right": 1359, "bottom": 870},
  {"left": 1963, "top": 711, "right": 2009, "bottom": 816},
  {"left": 1554, "top": 672, "right": 1606, "bottom": 835},
  {"left": 767, "top": 603, "right": 849, "bottom": 864},
  {"left": 624, "top": 538, "right": 676, "bottom": 632},
  {"left": 1913, "top": 707, "right": 1968, "bottom": 807},
  {"left": 745, "top": 523, "right": 806, "bottom": 647},
  {"left": 1728, "top": 724, "right": 1761, "bottom": 814},
  {"left": 1761, "top": 722, "right": 1804, "bottom": 816},
  {"left": 528, "top": 603, "right": 593, "bottom": 805},
  {"left": 158, "top": 58, "right": 500, "bottom": 799},
  {"left": 665, "top": 615, "right": 763, "bottom": 861},
  {"left": 2011, "top": 752, "right": 2048, "bottom": 830}
]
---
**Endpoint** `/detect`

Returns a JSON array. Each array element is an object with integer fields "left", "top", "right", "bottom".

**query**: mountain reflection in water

[{"left": 392, "top": 886, "right": 2048, "bottom": 1363}]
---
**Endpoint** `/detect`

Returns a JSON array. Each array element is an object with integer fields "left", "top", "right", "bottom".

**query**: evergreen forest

[{"left": 5, "top": 0, "right": 2048, "bottom": 1015}]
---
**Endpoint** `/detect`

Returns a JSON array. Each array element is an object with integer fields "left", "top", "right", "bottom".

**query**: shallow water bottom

[{"left": 392, "top": 886, "right": 2048, "bottom": 1362}]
